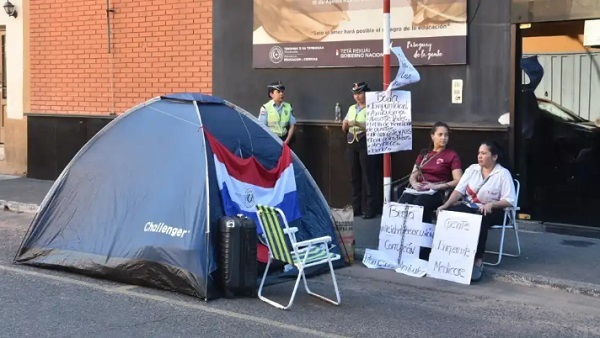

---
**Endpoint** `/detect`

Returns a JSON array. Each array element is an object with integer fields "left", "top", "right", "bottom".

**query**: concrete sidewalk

[
  {"left": 0, "top": 175, "right": 53, "bottom": 213},
  {"left": 2, "top": 175, "right": 600, "bottom": 298},
  {"left": 354, "top": 215, "right": 600, "bottom": 298}
]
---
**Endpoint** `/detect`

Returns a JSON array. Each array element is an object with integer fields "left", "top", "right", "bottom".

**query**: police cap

[
  {"left": 267, "top": 81, "right": 286, "bottom": 92},
  {"left": 351, "top": 81, "right": 370, "bottom": 94}
]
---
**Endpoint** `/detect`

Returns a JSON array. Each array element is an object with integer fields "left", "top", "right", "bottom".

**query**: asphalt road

[{"left": 1, "top": 211, "right": 599, "bottom": 338}]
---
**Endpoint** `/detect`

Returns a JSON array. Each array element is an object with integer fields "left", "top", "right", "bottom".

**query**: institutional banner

[{"left": 252, "top": 0, "right": 467, "bottom": 68}]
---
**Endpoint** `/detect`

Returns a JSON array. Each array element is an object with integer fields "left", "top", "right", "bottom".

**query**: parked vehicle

[
  {"left": 518, "top": 55, "right": 600, "bottom": 226},
  {"left": 521, "top": 91, "right": 600, "bottom": 226}
]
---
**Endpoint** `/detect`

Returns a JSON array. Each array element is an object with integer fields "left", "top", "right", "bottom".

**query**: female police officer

[
  {"left": 342, "top": 81, "right": 381, "bottom": 219},
  {"left": 258, "top": 81, "right": 297, "bottom": 145}
]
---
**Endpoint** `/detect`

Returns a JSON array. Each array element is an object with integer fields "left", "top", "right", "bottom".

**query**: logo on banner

[
  {"left": 244, "top": 188, "right": 256, "bottom": 208},
  {"left": 269, "top": 46, "right": 284, "bottom": 64}
]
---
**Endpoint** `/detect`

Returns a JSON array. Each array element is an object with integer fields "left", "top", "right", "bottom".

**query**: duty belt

[{"left": 347, "top": 131, "right": 365, "bottom": 144}]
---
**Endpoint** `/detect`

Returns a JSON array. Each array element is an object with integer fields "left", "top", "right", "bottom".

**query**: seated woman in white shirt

[{"left": 437, "top": 141, "right": 516, "bottom": 282}]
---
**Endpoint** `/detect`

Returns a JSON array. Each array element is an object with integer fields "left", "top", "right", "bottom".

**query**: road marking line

[
  {"left": 0, "top": 264, "right": 345, "bottom": 338},
  {"left": 108, "top": 284, "right": 139, "bottom": 292}
]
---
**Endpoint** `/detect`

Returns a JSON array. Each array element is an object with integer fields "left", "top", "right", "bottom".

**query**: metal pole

[
  {"left": 106, "top": 0, "right": 116, "bottom": 115},
  {"left": 106, "top": 0, "right": 112, "bottom": 53},
  {"left": 383, "top": 0, "right": 392, "bottom": 204}
]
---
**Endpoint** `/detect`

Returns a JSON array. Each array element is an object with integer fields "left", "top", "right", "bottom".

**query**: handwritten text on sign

[
  {"left": 386, "top": 45, "right": 421, "bottom": 92},
  {"left": 362, "top": 249, "right": 398, "bottom": 270},
  {"left": 427, "top": 210, "right": 482, "bottom": 285},
  {"left": 365, "top": 91, "right": 412, "bottom": 155},
  {"left": 379, "top": 203, "right": 433, "bottom": 278}
]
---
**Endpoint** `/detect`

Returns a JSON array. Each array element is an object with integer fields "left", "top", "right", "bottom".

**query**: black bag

[{"left": 218, "top": 214, "right": 258, "bottom": 298}]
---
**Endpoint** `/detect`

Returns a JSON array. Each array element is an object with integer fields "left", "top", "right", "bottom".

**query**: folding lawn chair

[
  {"left": 255, "top": 204, "right": 341, "bottom": 310},
  {"left": 484, "top": 179, "right": 522, "bottom": 266}
]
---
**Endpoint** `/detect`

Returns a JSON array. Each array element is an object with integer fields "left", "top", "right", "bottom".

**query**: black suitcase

[{"left": 219, "top": 214, "right": 258, "bottom": 298}]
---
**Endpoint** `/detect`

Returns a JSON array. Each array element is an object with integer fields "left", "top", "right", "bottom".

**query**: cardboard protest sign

[
  {"left": 365, "top": 91, "right": 412, "bottom": 155},
  {"left": 362, "top": 249, "right": 397, "bottom": 270},
  {"left": 378, "top": 203, "right": 433, "bottom": 277},
  {"left": 427, "top": 210, "right": 482, "bottom": 285}
]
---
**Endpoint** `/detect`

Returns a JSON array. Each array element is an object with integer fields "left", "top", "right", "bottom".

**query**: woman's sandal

[{"left": 471, "top": 262, "right": 484, "bottom": 282}]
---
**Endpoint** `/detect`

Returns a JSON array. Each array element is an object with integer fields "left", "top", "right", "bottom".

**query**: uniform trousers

[{"left": 347, "top": 137, "right": 381, "bottom": 214}]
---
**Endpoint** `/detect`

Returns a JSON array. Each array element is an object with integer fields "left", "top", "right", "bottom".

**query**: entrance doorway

[{"left": 515, "top": 20, "right": 600, "bottom": 227}]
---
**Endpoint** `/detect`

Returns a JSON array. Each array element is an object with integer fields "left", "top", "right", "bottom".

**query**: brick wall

[{"left": 29, "top": 0, "right": 212, "bottom": 114}]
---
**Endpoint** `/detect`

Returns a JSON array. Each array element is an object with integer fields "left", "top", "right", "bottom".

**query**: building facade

[
  {"left": 213, "top": 0, "right": 512, "bottom": 208},
  {"left": 24, "top": 0, "right": 213, "bottom": 178},
  {"left": 0, "top": 0, "right": 27, "bottom": 175},
  {"left": 7, "top": 0, "right": 600, "bottom": 227}
]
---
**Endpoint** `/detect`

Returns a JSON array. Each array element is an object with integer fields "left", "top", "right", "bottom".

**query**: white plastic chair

[
  {"left": 484, "top": 179, "right": 522, "bottom": 266},
  {"left": 255, "top": 204, "right": 341, "bottom": 310}
]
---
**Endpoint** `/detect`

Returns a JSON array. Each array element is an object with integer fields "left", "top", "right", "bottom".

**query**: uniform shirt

[
  {"left": 258, "top": 102, "right": 297, "bottom": 126},
  {"left": 343, "top": 105, "right": 367, "bottom": 124},
  {"left": 344, "top": 104, "right": 367, "bottom": 143},
  {"left": 455, "top": 163, "right": 516, "bottom": 208},
  {"left": 414, "top": 149, "right": 461, "bottom": 184}
]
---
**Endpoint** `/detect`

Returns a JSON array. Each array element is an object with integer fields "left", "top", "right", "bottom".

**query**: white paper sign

[
  {"left": 427, "top": 210, "right": 482, "bottom": 285},
  {"left": 386, "top": 45, "right": 421, "bottom": 92},
  {"left": 362, "top": 249, "right": 397, "bottom": 270},
  {"left": 394, "top": 222, "right": 435, "bottom": 278},
  {"left": 378, "top": 203, "right": 433, "bottom": 278},
  {"left": 365, "top": 91, "right": 412, "bottom": 155}
]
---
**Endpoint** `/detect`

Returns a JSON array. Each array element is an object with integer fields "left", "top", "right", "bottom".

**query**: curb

[
  {"left": 0, "top": 200, "right": 40, "bottom": 214},
  {"left": 485, "top": 269, "right": 600, "bottom": 298},
  {"left": 354, "top": 248, "right": 600, "bottom": 298}
]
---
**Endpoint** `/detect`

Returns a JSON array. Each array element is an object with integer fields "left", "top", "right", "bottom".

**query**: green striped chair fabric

[
  {"left": 256, "top": 204, "right": 294, "bottom": 264},
  {"left": 292, "top": 246, "right": 335, "bottom": 265},
  {"left": 256, "top": 205, "right": 336, "bottom": 266}
]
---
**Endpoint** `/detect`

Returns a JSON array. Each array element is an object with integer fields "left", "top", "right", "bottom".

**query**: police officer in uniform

[
  {"left": 258, "top": 81, "right": 297, "bottom": 145},
  {"left": 342, "top": 81, "right": 380, "bottom": 219}
]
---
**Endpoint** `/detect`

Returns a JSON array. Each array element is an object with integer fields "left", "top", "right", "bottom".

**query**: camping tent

[{"left": 13, "top": 93, "right": 341, "bottom": 300}]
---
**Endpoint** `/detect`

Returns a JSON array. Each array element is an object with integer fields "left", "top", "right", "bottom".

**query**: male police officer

[
  {"left": 258, "top": 81, "right": 297, "bottom": 145},
  {"left": 342, "top": 81, "right": 380, "bottom": 219}
]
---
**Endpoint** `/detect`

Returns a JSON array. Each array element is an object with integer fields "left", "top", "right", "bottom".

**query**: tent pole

[{"left": 193, "top": 101, "right": 211, "bottom": 301}]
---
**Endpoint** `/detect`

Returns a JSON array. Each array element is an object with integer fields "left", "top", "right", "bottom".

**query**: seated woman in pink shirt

[{"left": 398, "top": 122, "right": 463, "bottom": 223}]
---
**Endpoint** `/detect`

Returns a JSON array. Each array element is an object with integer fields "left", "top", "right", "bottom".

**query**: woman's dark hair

[
  {"left": 430, "top": 121, "right": 450, "bottom": 136},
  {"left": 480, "top": 140, "right": 515, "bottom": 174},
  {"left": 480, "top": 140, "right": 504, "bottom": 163},
  {"left": 420, "top": 122, "right": 450, "bottom": 156}
]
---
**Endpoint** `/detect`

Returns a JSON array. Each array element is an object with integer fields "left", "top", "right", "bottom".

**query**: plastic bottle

[{"left": 334, "top": 102, "right": 342, "bottom": 122}]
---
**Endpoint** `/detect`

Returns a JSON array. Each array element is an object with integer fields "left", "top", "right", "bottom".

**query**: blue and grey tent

[{"left": 13, "top": 93, "right": 341, "bottom": 300}]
